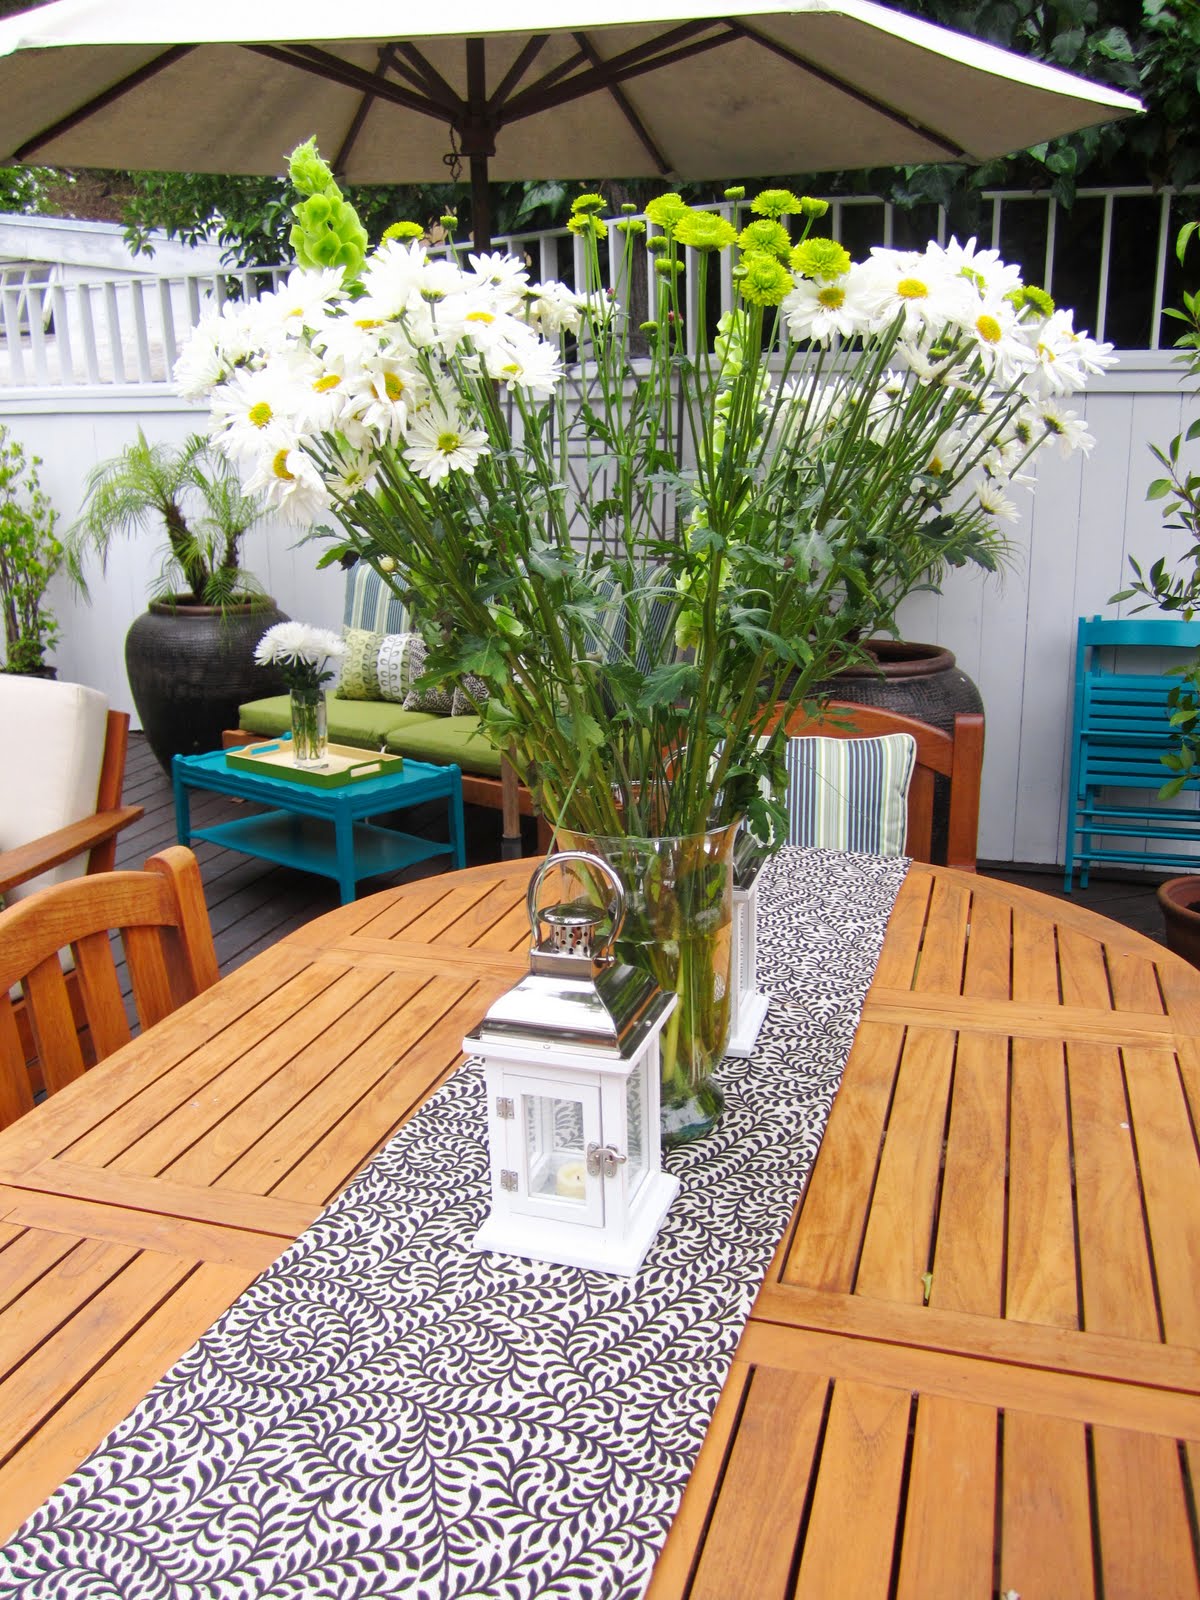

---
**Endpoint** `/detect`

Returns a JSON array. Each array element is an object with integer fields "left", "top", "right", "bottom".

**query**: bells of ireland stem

[{"left": 286, "top": 138, "right": 367, "bottom": 284}]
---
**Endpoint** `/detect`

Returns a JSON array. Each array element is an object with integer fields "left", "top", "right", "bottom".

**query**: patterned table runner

[{"left": 0, "top": 846, "right": 908, "bottom": 1600}]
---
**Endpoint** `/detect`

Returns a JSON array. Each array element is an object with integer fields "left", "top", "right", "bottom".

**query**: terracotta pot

[
  {"left": 125, "top": 597, "right": 289, "bottom": 773},
  {"left": 1157, "top": 876, "right": 1200, "bottom": 968}
]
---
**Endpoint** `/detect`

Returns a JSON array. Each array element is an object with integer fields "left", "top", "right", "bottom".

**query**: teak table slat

[{"left": 1, "top": 859, "right": 1199, "bottom": 1596}]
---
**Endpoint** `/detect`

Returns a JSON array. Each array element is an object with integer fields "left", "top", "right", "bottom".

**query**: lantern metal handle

[{"left": 527, "top": 850, "right": 626, "bottom": 955}]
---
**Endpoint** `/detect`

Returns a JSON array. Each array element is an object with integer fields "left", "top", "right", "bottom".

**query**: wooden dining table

[{"left": 1, "top": 857, "right": 1198, "bottom": 1597}]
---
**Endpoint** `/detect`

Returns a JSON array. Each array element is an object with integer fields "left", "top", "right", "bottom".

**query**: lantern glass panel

[
  {"left": 524, "top": 1093, "right": 587, "bottom": 1204},
  {"left": 626, "top": 1068, "right": 647, "bottom": 1196}
]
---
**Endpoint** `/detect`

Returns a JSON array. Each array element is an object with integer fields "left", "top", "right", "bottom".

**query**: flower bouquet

[
  {"left": 182, "top": 141, "right": 1112, "bottom": 1136},
  {"left": 254, "top": 619, "right": 344, "bottom": 764}
]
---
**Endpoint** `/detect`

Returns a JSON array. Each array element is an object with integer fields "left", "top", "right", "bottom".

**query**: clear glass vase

[
  {"left": 289, "top": 685, "right": 327, "bottom": 765},
  {"left": 560, "top": 820, "right": 740, "bottom": 1146}
]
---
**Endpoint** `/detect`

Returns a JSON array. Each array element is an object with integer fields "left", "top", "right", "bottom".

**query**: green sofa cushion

[
  {"left": 238, "top": 695, "right": 439, "bottom": 750},
  {"left": 384, "top": 714, "right": 503, "bottom": 777}
]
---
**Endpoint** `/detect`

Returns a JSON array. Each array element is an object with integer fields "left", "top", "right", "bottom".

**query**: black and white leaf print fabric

[{"left": 0, "top": 846, "right": 908, "bottom": 1600}]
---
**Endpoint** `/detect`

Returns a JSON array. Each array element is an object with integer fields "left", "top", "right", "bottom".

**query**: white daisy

[
  {"left": 781, "top": 274, "right": 871, "bottom": 343},
  {"left": 975, "top": 477, "right": 1020, "bottom": 522},
  {"left": 522, "top": 280, "right": 585, "bottom": 337},
  {"left": 1032, "top": 398, "right": 1095, "bottom": 457},
  {"left": 405, "top": 409, "right": 490, "bottom": 485},
  {"left": 485, "top": 335, "right": 563, "bottom": 397},
  {"left": 245, "top": 443, "right": 330, "bottom": 523}
]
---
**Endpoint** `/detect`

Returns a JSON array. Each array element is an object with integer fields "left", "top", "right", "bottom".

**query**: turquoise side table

[{"left": 173, "top": 745, "right": 466, "bottom": 903}]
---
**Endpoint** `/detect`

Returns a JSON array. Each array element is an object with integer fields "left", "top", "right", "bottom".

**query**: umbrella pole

[{"left": 470, "top": 154, "right": 492, "bottom": 254}]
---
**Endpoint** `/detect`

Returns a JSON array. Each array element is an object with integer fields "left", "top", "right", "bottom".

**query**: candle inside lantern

[{"left": 555, "top": 1159, "right": 586, "bottom": 1199}]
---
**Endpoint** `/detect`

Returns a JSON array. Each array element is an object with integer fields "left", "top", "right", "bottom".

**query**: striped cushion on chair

[
  {"left": 784, "top": 733, "right": 917, "bottom": 855},
  {"left": 343, "top": 562, "right": 410, "bottom": 635}
]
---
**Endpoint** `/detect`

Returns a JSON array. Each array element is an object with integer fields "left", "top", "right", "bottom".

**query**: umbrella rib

[
  {"left": 12, "top": 44, "right": 195, "bottom": 161},
  {"left": 334, "top": 43, "right": 398, "bottom": 176},
  {"left": 487, "top": 36, "right": 551, "bottom": 115},
  {"left": 503, "top": 24, "right": 735, "bottom": 124},
  {"left": 247, "top": 42, "right": 455, "bottom": 123},
  {"left": 395, "top": 43, "right": 465, "bottom": 112},
  {"left": 727, "top": 19, "right": 970, "bottom": 160},
  {"left": 572, "top": 32, "right": 670, "bottom": 176}
]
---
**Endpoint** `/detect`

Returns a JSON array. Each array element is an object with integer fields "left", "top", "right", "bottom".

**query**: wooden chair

[
  {"left": 770, "top": 700, "right": 985, "bottom": 870},
  {"left": 0, "top": 846, "right": 219, "bottom": 1129}
]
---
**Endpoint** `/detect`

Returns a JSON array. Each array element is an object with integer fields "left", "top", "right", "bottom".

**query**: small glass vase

[
  {"left": 561, "top": 820, "right": 740, "bottom": 1146},
  {"left": 289, "top": 685, "right": 327, "bottom": 765}
]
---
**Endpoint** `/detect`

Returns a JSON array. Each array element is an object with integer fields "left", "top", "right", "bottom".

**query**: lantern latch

[{"left": 586, "top": 1142, "right": 628, "bottom": 1180}]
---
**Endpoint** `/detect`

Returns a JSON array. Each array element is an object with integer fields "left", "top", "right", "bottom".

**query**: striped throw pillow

[
  {"left": 343, "top": 562, "right": 409, "bottom": 635},
  {"left": 784, "top": 733, "right": 917, "bottom": 856}
]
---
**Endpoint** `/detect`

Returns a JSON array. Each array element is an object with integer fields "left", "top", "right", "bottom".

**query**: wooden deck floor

[{"left": 114, "top": 733, "right": 1174, "bottom": 975}]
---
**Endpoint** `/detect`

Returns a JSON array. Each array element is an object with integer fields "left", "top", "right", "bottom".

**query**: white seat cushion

[{"left": 0, "top": 676, "right": 109, "bottom": 903}]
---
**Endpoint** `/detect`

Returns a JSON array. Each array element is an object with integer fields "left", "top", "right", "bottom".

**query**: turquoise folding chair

[{"left": 1064, "top": 615, "right": 1200, "bottom": 888}]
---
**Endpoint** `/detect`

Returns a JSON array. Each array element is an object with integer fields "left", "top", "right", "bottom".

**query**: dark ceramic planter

[
  {"left": 125, "top": 598, "right": 289, "bottom": 773},
  {"left": 813, "top": 639, "right": 984, "bottom": 731},
  {"left": 1157, "top": 876, "right": 1200, "bottom": 969}
]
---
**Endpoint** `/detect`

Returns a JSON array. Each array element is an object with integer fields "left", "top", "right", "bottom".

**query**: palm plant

[{"left": 70, "top": 430, "right": 266, "bottom": 609}]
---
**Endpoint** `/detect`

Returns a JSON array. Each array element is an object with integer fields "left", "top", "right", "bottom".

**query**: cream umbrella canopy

[{"left": 0, "top": 0, "right": 1141, "bottom": 247}]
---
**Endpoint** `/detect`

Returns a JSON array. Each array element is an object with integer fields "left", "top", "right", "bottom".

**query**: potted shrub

[
  {"left": 69, "top": 430, "right": 288, "bottom": 770},
  {"left": 0, "top": 425, "right": 71, "bottom": 677}
]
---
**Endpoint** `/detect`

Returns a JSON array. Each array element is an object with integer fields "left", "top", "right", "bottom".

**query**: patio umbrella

[{"left": 0, "top": 0, "right": 1140, "bottom": 247}]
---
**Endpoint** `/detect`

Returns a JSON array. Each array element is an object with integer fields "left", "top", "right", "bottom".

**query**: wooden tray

[{"left": 225, "top": 740, "right": 405, "bottom": 788}]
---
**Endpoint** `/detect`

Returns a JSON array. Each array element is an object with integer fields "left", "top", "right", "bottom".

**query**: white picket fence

[{"left": 2, "top": 188, "right": 1198, "bottom": 870}]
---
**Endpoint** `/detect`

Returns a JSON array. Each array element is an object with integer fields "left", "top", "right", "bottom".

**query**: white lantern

[
  {"left": 725, "top": 840, "right": 769, "bottom": 1057},
  {"left": 466, "top": 852, "right": 679, "bottom": 1276}
]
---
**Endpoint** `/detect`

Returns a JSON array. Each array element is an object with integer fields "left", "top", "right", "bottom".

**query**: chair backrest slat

[
  {"left": 23, "top": 954, "right": 89, "bottom": 1094},
  {"left": 0, "top": 847, "right": 218, "bottom": 1129},
  {"left": 72, "top": 928, "right": 133, "bottom": 1059},
  {"left": 122, "top": 923, "right": 179, "bottom": 1031},
  {"left": 0, "top": 995, "right": 34, "bottom": 1125}
]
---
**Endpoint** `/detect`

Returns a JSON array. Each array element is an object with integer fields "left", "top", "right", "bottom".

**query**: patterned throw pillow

[
  {"left": 338, "top": 629, "right": 425, "bottom": 703},
  {"left": 402, "top": 663, "right": 456, "bottom": 714},
  {"left": 337, "top": 627, "right": 384, "bottom": 700},
  {"left": 450, "top": 676, "right": 491, "bottom": 717},
  {"left": 376, "top": 634, "right": 425, "bottom": 703},
  {"left": 784, "top": 733, "right": 917, "bottom": 856}
]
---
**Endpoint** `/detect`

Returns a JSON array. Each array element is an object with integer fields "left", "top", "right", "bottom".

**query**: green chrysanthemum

[
  {"left": 568, "top": 212, "right": 608, "bottom": 240},
  {"left": 738, "top": 219, "right": 791, "bottom": 260},
  {"left": 723, "top": 185, "right": 746, "bottom": 201},
  {"left": 646, "top": 235, "right": 669, "bottom": 255},
  {"left": 571, "top": 192, "right": 606, "bottom": 214},
  {"left": 736, "top": 249, "right": 793, "bottom": 306},
  {"left": 790, "top": 237, "right": 851, "bottom": 279},
  {"left": 645, "top": 192, "right": 689, "bottom": 236},
  {"left": 621, "top": 201, "right": 638, "bottom": 214},
  {"left": 674, "top": 210, "right": 738, "bottom": 252},
  {"left": 439, "top": 214, "right": 457, "bottom": 231},
  {"left": 381, "top": 220, "right": 425, "bottom": 243},
  {"left": 750, "top": 187, "right": 804, "bottom": 219},
  {"left": 1008, "top": 283, "right": 1056, "bottom": 316},
  {"left": 616, "top": 218, "right": 647, "bottom": 235},
  {"left": 800, "top": 196, "right": 830, "bottom": 218},
  {"left": 654, "top": 258, "right": 686, "bottom": 277}
]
